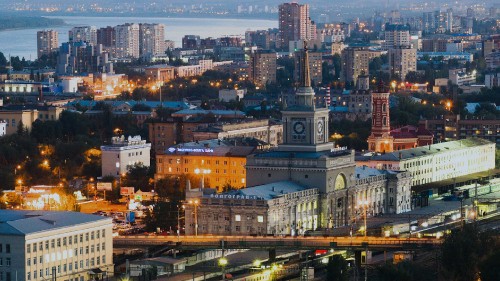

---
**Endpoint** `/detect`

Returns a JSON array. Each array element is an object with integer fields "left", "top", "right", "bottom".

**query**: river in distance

[{"left": 0, "top": 16, "right": 277, "bottom": 60}]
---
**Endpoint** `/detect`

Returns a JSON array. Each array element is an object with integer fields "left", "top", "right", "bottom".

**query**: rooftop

[
  {"left": 226, "top": 181, "right": 308, "bottom": 200},
  {"left": 356, "top": 138, "right": 493, "bottom": 162},
  {"left": 0, "top": 210, "right": 110, "bottom": 236},
  {"left": 165, "top": 137, "right": 265, "bottom": 156}
]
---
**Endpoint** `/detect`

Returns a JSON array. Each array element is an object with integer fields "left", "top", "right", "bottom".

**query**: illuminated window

[{"left": 235, "top": 215, "right": 241, "bottom": 222}]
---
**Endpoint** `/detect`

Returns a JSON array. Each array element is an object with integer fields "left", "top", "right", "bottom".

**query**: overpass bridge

[{"left": 113, "top": 235, "right": 442, "bottom": 251}]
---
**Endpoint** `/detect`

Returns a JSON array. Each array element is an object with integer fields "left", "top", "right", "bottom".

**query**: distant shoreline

[
  {"left": 3, "top": 11, "right": 277, "bottom": 22},
  {"left": 0, "top": 15, "right": 66, "bottom": 32}
]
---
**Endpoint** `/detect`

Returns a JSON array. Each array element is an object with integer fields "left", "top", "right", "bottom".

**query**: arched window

[{"left": 382, "top": 103, "right": 387, "bottom": 112}]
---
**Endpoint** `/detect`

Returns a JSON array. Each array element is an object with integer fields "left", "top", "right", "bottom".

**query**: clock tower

[{"left": 279, "top": 42, "right": 333, "bottom": 152}]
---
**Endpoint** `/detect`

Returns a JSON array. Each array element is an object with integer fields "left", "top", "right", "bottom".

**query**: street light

[
  {"left": 357, "top": 200, "right": 370, "bottom": 238},
  {"left": 187, "top": 200, "right": 200, "bottom": 236},
  {"left": 194, "top": 169, "right": 211, "bottom": 188},
  {"left": 219, "top": 257, "right": 228, "bottom": 281},
  {"left": 151, "top": 82, "right": 163, "bottom": 107},
  {"left": 14, "top": 165, "right": 21, "bottom": 175}
]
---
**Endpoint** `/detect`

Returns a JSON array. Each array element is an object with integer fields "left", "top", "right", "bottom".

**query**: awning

[{"left": 88, "top": 268, "right": 104, "bottom": 274}]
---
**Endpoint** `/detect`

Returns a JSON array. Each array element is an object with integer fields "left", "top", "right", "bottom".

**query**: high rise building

[
  {"left": 96, "top": 26, "right": 115, "bottom": 48},
  {"left": 69, "top": 26, "right": 97, "bottom": 45},
  {"left": 139, "top": 23, "right": 166, "bottom": 57},
  {"left": 182, "top": 35, "right": 201, "bottom": 49},
  {"left": 248, "top": 50, "right": 277, "bottom": 86},
  {"left": 388, "top": 47, "right": 417, "bottom": 81},
  {"left": 446, "top": 9, "right": 453, "bottom": 32},
  {"left": 114, "top": 23, "right": 140, "bottom": 58},
  {"left": 36, "top": 30, "right": 58, "bottom": 59},
  {"left": 340, "top": 45, "right": 378, "bottom": 84},
  {"left": 245, "top": 30, "right": 271, "bottom": 49},
  {"left": 383, "top": 24, "right": 411, "bottom": 50},
  {"left": 278, "top": 2, "right": 312, "bottom": 50},
  {"left": 56, "top": 42, "right": 113, "bottom": 75}
]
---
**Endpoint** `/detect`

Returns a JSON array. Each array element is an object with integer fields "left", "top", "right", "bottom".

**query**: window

[
  {"left": 63, "top": 237, "right": 67, "bottom": 246},
  {"left": 91, "top": 231, "right": 94, "bottom": 240},
  {"left": 5, "top": 244, "right": 10, "bottom": 253},
  {"left": 6, "top": 258, "right": 10, "bottom": 266},
  {"left": 57, "top": 238, "right": 61, "bottom": 247},
  {"left": 102, "top": 243, "right": 105, "bottom": 250},
  {"left": 102, "top": 229, "right": 106, "bottom": 237},
  {"left": 39, "top": 242, "right": 43, "bottom": 251},
  {"left": 235, "top": 215, "right": 241, "bottom": 222},
  {"left": 257, "top": 216, "right": 264, "bottom": 223},
  {"left": 97, "top": 244, "right": 100, "bottom": 251},
  {"left": 102, "top": 255, "right": 106, "bottom": 264},
  {"left": 51, "top": 239, "right": 55, "bottom": 248},
  {"left": 33, "top": 243, "right": 37, "bottom": 252},
  {"left": 27, "top": 258, "right": 31, "bottom": 266},
  {"left": 80, "top": 234, "right": 83, "bottom": 243},
  {"left": 85, "top": 246, "right": 89, "bottom": 254},
  {"left": 91, "top": 245, "right": 94, "bottom": 253},
  {"left": 85, "top": 233, "right": 89, "bottom": 241},
  {"left": 27, "top": 244, "right": 31, "bottom": 253}
]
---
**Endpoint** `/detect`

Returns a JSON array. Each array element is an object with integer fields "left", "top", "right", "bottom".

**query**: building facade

[
  {"left": 248, "top": 50, "right": 277, "bottom": 86},
  {"left": 155, "top": 138, "right": 263, "bottom": 190},
  {"left": 388, "top": 47, "right": 417, "bottom": 81},
  {"left": 278, "top": 2, "right": 312, "bottom": 50},
  {"left": 69, "top": 26, "right": 97, "bottom": 45},
  {"left": 101, "top": 135, "right": 151, "bottom": 177},
  {"left": 115, "top": 23, "right": 140, "bottom": 59},
  {"left": 37, "top": 30, "right": 59, "bottom": 59},
  {"left": 139, "top": 23, "right": 166, "bottom": 57},
  {"left": 367, "top": 85, "right": 433, "bottom": 153},
  {"left": 419, "top": 115, "right": 500, "bottom": 144},
  {"left": 357, "top": 138, "right": 496, "bottom": 187},
  {"left": 0, "top": 210, "right": 113, "bottom": 281}
]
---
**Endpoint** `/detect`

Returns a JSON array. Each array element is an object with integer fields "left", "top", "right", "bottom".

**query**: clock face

[
  {"left": 317, "top": 120, "right": 324, "bottom": 134},
  {"left": 293, "top": 121, "right": 306, "bottom": 134},
  {"left": 335, "top": 174, "right": 346, "bottom": 190}
]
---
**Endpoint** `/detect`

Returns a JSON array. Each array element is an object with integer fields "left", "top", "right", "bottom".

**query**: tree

[
  {"left": 441, "top": 224, "right": 496, "bottom": 281},
  {"left": 377, "top": 261, "right": 432, "bottom": 281},
  {"left": 479, "top": 249, "right": 500, "bottom": 281},
  {"left": 0, "top": 51, "right": 7, "bottom": 67},
  {"left": 122, "top": 164, "right": 154, "bottom": 191},
  {"left": 326, "top": 255, "right": 349, "bottom": 281}
]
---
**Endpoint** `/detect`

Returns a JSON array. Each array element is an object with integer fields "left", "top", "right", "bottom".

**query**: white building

[
  {"left": 0, "top": 210, "right": 113, "bottom": 281},
  {"left": 218, "top": 89, "right": 246, "bottom": 102},
  {"left": 69, "top": 26, "right": 97, "bottom": 45},
  {"left": 139, "top": 23, "right": 166, "bottom": 57},
  {"left": 356, "top": 138, "right": 496, "bottom": 187},
  {"left": 101, "top": 135, "right": 151, "bottom": 177},
  {"left": 115, "top": 23, "right": 140, "bottom": 59},
  {"left": 0, "top": 120, "right": 6, "bottom": 136},
  {"left": 449, "top": 68, "right": 477, "bottom": 86}
]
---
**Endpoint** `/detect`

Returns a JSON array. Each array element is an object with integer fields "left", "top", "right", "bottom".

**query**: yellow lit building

[{"left": 155, "top": 138, "right": 265, "bottom": 190}]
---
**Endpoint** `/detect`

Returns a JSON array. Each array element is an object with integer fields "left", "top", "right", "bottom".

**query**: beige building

[
  {"left": 37, "top": 30, "right": 59, "bottom": 59},
  {"left": 278, "top": 2, "right": 313, "bottom": 49},
  {"left": 145, "top": 65, "right": 175, "bottom": 82},
  {"left": 139, "top": 23, "right": 166, "bottom": 57},
  {"left": 101, "top": 135, "right": 151, "bottom": 177},
  {"left": 0, "top": 210, "right": 113, "bottom": 281},
  {"left": 388, "top": 47, "right": 417, "bottom": 81},
  {"left": 341, "top": 45, "right": 383, "bottom": 84},
  {"left": 248, "top": 50, "right": 277, "bottom": 86},
  {"left": 0, "top": 106, "right": 64, "bottom": 135},
  {"left": 115, "top": 23, "right": 140, "bottom": 59}
]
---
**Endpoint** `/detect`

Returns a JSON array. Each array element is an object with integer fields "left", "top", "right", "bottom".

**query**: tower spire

[{"left": 300, "top": 40, "right": 311, "bottom": 87}]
